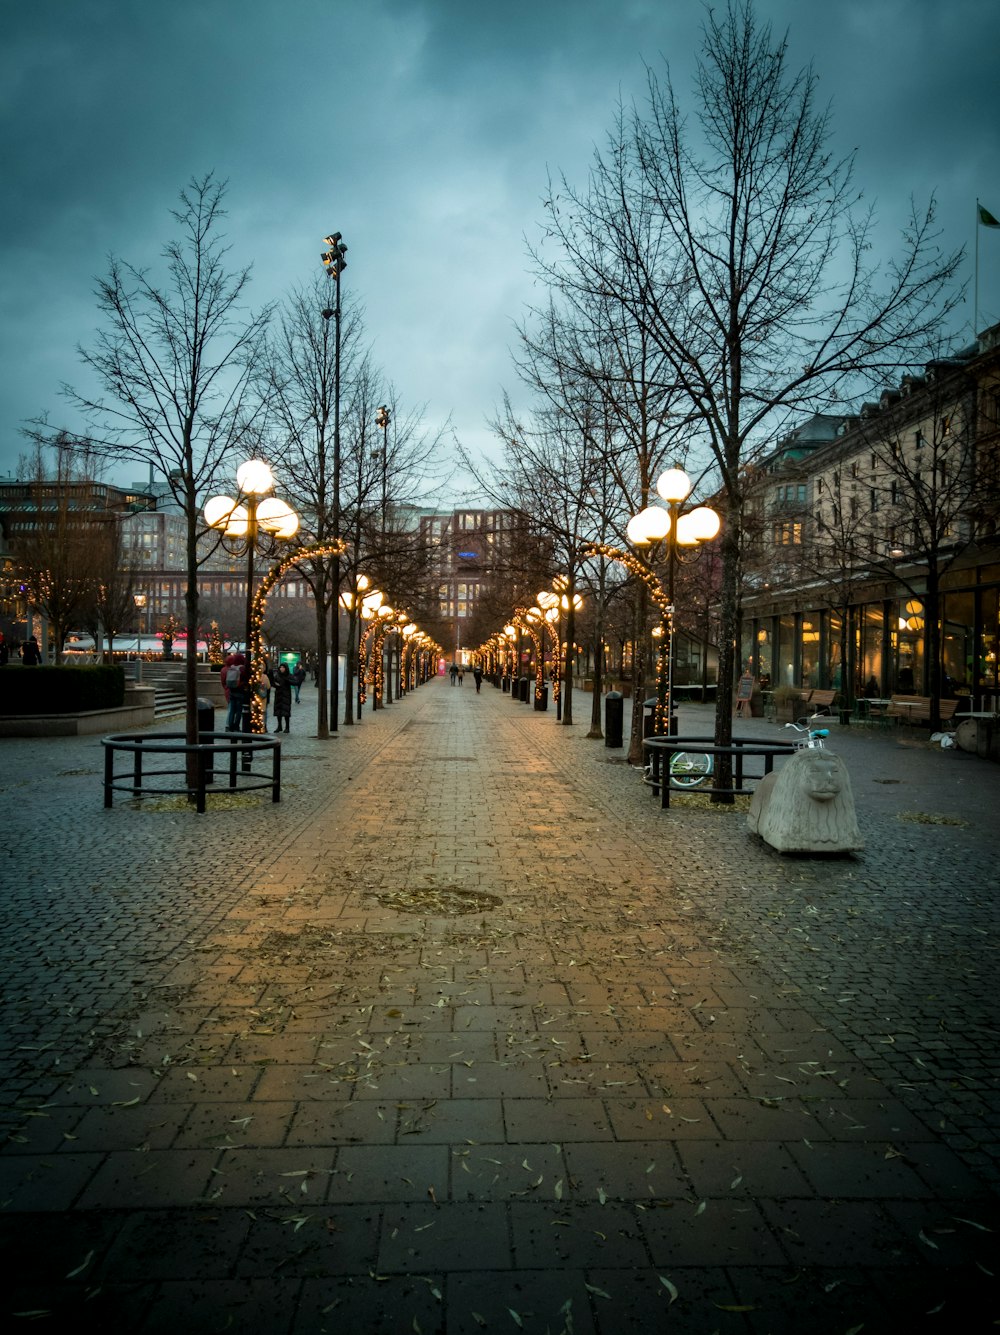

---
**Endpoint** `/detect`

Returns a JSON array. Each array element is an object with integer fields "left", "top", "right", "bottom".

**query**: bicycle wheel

[{"left": 669, "top": 751, "right": 714, "bottom": 788}]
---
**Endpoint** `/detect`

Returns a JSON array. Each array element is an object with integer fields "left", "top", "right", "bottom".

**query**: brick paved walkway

[{"left": 1, "top": 680, "right": 998, "bottom": 1332}]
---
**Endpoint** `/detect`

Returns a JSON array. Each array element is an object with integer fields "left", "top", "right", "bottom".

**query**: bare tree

[
  {"left": 11, "top": 442, "right": 110, "bottom": 663},
  {"left": 517, "top": 247, "right": 697, "bottom": 759},
  {"left": 479, "top": 386, "right": 608, "bottom": 727},
  {"left": 90, "top": 520, "right": 138, "bottom": 660},
  {"left": 265, "top": 281, "right": 363, "bottom": 736},
  {"left": 533, "top": 0, "right": 962, "bottom": 794},
  {"left": 267, "top": 280, "right": 447, "bottom": 729},
  {"left": 35, "top": 174, "right": 272, "bottom": 755}
]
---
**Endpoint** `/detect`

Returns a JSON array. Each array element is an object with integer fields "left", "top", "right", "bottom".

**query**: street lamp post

[
  {"left": 538, "top": 582, "right": 584, "bottom": 722},
  {"left": 356, "top": 587, "right": 384, "bottom": 717},
  {"left": 503, "top": 623, "right": 519, "bottom": 696},
  {"left": 375, "top": 404, "right": 390, "bottom": 534},
  {"left": 132, "top": 592, "right": 148, "bottom": 682},
  {"left": 372, "top": 603, "right": 395, "bottom": 709},
  {"left": 339, "top": 572, "right": 370, "bottom": 726},
  {"left": 322, "top": 231, "right": 348, "bottom": 731},
  {"left": 627, "top": 466, "right": 720, "bottom": 737},
  {"left": 204, "top": 459, "right": 299, "bottom": 734}
]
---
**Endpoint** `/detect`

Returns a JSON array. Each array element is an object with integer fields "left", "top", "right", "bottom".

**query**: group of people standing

[
  {"left": 0, "top": 633, "right": 41, "bottom": 665},
  {"left": 220, "top": 654, "right": 307, "bottom": 734}
]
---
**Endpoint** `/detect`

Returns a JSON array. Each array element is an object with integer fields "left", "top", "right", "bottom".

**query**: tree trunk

[
  {"left": 627, "top": 585, "right": 646, "bottom": 765},
  {"left": 343, "top": 607, "right": 356, "bottom": 725},
  {"left": 710, "top": 506, "right": 741, "bottom": 802},
  {"left": 924, "top": 568, "right": 943, "bottom": 730},
  {"left": 562, "top": 597, "right": 576, "bottom": 726},
  {"left": 588, "top": 631, "right": 604, "bottom": 738},
  {"left": 184, "top": 493, "right": 201, "bottom": 791},
  {"left": 315, "top": 597, "right": 329, "bottom": 739}
]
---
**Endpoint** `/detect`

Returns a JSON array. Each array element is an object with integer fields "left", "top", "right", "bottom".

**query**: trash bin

[
  {"left": 534, "top": 684, "right": 548, "bottom": 712},
  {"left": 642, "top": 696, "right": 658, "bottom": 738},
  {"left": 197, "top": 697, "right": 215, "bottom": 784},
  {"left": 605, "top": 690, "right": 624, "bottom": 748},
  {"left": 518, "top": 676, "right": 530, "bottom": 703}
]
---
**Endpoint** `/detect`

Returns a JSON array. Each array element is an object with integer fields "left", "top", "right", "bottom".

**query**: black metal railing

[{"left": 101, "top": 731, "right": 281, "bottom": 813}]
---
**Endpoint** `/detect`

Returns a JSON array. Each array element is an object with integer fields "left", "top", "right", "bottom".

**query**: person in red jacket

[{"left": 221, "top": 652, "right": 248, "bottom": 731}]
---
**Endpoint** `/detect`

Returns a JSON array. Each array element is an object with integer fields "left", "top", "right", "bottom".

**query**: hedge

[{"left": 1, "top": 665, "right": 126, "bottom": 715}]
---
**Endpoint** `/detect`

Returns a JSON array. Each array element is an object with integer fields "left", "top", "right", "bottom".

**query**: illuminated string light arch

[
  {"left": 249, "top": 539, "right": 348, "bottom": 730},
  {"left": 581, "top": 541, "right": 673, "bottom": 735}
]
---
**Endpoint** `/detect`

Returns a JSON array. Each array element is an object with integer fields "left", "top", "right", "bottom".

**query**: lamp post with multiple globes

[
  {"left": 626, "top": 466, "right": 720, "bottom": 738},
  {"left": 203, "top": 459, "right": 299, "bottom": 733}
]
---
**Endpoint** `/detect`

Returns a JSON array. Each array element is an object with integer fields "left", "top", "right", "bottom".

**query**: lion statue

[{"left": 747, "top": 748, "right": 864, "bottom": 854}]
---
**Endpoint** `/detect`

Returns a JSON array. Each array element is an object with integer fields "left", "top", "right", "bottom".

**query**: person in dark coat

[
  {"left": 272, "top": 663, "right": 293, "bottom": 732},
  {"left": 292, "top": 661, "right": 306, "bottom": 702},
  {"left": 221, "top": 652, "right": 248, "bottom": 731},
  {"left": 21, "top": 636, "right": 41, "bottom": 665}
]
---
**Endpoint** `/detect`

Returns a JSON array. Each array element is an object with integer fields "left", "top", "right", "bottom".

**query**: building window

[{"left": 773, "top": 521, "right": 802, "bottom": 545}]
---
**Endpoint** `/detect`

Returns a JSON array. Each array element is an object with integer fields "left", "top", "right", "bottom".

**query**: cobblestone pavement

[{"left": 1, "top": 681, "right": 998, "bottom": 1333}]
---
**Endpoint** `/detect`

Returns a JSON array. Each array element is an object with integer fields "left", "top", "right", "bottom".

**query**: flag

[{"left": 978, "top": 203, "right": 1000, "bottom": 228}]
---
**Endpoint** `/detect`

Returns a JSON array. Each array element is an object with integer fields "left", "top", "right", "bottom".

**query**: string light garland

[
  {"left": 581, "top": 541, "right": 672, "bottom": 735},
  {"left": 248, "top": 539, "right": 347, "bottom": 731}
]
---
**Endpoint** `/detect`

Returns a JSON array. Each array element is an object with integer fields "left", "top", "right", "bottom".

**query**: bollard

[
  {"left": 605, "top": 691, "right": 624, "bottom": 747},
  {"left": 197, "top": 697, "right": 216, "bottom": 784},
  {"left": 518, "top": 676, "right": 530, "bottom": 703}
]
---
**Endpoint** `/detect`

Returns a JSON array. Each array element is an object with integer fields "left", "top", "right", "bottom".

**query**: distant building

[
  {"left": 415, "top": 506, "right": 538, "bottom": 650},
  {"left": 740, "top": 325, "right": 1000, "bottom": 708},
  {"left": 0, "top": 475, "right": 155, "bottom": 640}
]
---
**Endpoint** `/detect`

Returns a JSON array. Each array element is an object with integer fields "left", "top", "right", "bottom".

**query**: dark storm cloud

[{"left": 2, "top": 0, "right": 998, "bottom": 482}]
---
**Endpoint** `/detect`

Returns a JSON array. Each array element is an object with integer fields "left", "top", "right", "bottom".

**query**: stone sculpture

[{"left": 747, "top": 748, "right": 864, "bottom": 854}]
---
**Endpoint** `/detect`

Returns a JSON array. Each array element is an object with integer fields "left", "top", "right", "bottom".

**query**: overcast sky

[{"left": 3, "top": 0, "right": 999, "bottom": 497}]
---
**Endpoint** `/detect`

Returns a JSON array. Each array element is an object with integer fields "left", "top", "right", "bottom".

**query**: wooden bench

[
  {"left": 803, "top": 688, "right": 837, "bottom": 716},
  {"left": 886, "top": 695, "right": 959, "bottom": 726}
]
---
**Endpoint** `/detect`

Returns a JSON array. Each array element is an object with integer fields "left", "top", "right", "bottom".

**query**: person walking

[
  {"left": 272, "top": 662, "right": 293, "bottom": 733},
  {"left": 473, "top": 664, "right": 483, "bottom": 693},
  {"left": 449, "top": 663, "right": 458, "bottom": 686},
  {"left": 21, "top": 636, "right": 42, "bottom": 665},
  {"left": 292, "top": 661, "right": 306, "bottom": 703},
  {"left": 457, "top": 665, "right": 464, "bottom": 686}
]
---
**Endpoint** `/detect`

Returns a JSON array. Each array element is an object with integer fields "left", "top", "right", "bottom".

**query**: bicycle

[
  {"left": 668, "top": 750, "right": 714, "bottom": 787},
  {"left": 643, "top": 749, "right": 715, "bottom": 788},
  {"left": 784, "top": 719, "right": 830, "bottom": 750}
]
